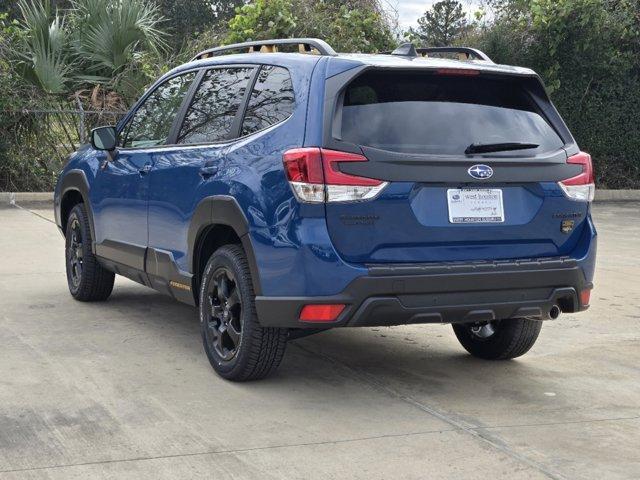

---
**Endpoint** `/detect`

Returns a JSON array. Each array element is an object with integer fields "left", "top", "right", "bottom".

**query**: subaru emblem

[{"left": 468, "top": 164, "right": 494, "bottom": 180}]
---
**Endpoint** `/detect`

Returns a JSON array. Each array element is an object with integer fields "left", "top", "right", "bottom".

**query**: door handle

[
  {"left": 139, "top": 163, "right": 152, "bottom": 175},
  {"left": 199, "top": 164, "right": 218, "bottom": 178}
]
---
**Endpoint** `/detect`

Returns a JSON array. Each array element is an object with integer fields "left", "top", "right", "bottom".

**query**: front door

[
  {"left": 91, "top": 71, "right": 197, "bottom": 271},
  {"left": 91, "top": 148, "right": 154, "bottom": 271}
]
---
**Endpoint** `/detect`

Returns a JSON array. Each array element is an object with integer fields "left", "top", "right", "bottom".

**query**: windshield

[{"left": 339, "top": 71, "right": 564, "bottom": 155}]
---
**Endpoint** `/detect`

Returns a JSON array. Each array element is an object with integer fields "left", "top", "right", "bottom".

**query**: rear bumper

[{"left": 255, "top": 256, "right": 593, "bottom": 328}]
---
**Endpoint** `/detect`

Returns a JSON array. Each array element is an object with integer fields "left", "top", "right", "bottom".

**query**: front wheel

[
  {"left": 199, "top": 245, "right": 288, "bottom": 381},
  {"left": 452, "top": 318, "right": 542, "bottom": 360},
  {"left": 65, "top": 204, "right": 115, "bottom": 301}
]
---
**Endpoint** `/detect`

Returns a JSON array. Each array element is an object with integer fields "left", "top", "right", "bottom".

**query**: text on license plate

[{"left": 447, "top": 188, "right": 505, "bottom": 223}]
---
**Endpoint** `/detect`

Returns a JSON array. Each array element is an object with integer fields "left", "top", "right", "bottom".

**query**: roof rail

[
  {"left": 191, "top": 38, "right": 337, "bottom": 61},
  {"left": 390, "top": 43, "right": 494, "bottom": 63}
]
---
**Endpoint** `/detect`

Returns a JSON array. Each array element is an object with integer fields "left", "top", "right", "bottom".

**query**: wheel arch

[
  {"left": 189, "top": 196, "right": 262, "bottom": 304},
  {"left": 57, "top": 170, "right": 96, "bottom": 246}
]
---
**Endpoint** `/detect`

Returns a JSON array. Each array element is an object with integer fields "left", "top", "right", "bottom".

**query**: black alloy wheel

[
  {"left": 67, "top": 217, "right": 84, "bottom": 289},
  {"left": 203, "top": 268, "right": 243, "bottom": 362},
  {"left": 199, "top": 244, "right": 288, "bottom": 381}
]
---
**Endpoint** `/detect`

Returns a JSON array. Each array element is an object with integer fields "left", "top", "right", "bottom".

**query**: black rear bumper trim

[
  {"left": 255, "top": 260, "right": 590, "bottom": 329},
  {"left": 366, "top": 255, "right": 576, "bottom": 276}
]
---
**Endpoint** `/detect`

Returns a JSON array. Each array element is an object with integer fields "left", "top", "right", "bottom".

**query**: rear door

[
  {"left": 147, "top": 66, "right": 256, "bottom": 275},
  {"left": 323, "top": 68, "right": 588, "bottom": 264}
]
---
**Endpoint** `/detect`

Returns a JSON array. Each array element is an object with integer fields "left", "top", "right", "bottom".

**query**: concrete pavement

[{"left": 0, "top": 202, "right": 638, "bottom": 479}]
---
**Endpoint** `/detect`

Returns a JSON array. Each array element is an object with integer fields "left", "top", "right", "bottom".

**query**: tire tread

[{"left": 453, "top": 318, "right": 542, "bottom": 360}]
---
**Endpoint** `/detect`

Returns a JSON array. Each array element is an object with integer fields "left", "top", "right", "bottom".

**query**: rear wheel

[
  {"left": 199, "top": 245, "right": 287, "bottom": 381},
  {"left": 452, "top": 318, "right": 542, "bottom": 360},
  {"left": 65, "top": 204, "right": 115, "bottom": 301}
]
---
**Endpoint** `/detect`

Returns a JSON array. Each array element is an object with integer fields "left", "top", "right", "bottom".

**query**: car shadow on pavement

[
  {"left": 94, "top": 283, "right": 550, "bottom": 403},
  {"left": 291, "top": 329, "right": 548, "bottom": 398}
]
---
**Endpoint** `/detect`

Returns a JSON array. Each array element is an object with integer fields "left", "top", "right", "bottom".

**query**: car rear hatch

[{"left": 318, "top": 66, "right": 593, "bottom": 264}]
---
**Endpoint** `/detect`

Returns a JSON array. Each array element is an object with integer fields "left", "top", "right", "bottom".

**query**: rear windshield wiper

[{"left": 465, "top": 142, "right": 539, "bottom": 155}]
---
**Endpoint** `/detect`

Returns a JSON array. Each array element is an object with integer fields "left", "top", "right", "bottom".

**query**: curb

[
  {"left": 0, "top": 192, "right": 54, "bottom": 205},
  {"left": 1, "top": 190, "right": 639, "bottom": 205},
  {"left": 594, "top": 189, "right": 640, "bottom": 202}
]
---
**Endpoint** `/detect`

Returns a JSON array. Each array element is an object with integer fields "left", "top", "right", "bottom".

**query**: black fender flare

[
  {"left": 187, "top": 195, "right": 262, "bottom": 296},
  {"left": 56, "top": 169, "right": 96, "bottom": 247}
]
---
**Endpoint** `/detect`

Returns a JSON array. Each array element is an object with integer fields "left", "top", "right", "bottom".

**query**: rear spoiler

[{"left": 387, "top": 43, "right": 494, "bottom": 63}]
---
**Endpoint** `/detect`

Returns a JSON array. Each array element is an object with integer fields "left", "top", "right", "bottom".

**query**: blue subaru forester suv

[{"left": 54, "top": 39, "right": 597, "bottom": 381}]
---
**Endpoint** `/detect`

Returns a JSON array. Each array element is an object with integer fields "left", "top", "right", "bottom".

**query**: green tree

[
  {"left": 410, "top": 0, "right": 468, "bottom": 46},
  {"left": 311, "top": 0, "right": 396, "bottom": 53},
  {"left": 226, "top": 0, "right": 297, "bottom": 42},
  {"left": 225, "top": 0, "right": 395, "bottom": 53},
  {"left": 155, "top": 0, "right": 244, "bottom": 48},
  {"left": 475, "top": 0, "right": 640, "bottom": 188}
]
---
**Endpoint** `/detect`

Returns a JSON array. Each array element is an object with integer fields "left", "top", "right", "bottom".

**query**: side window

[
  {"left": 177, "top": 67, "right": 253, "bottom": 144},
  {"left": 121, "top": 72, "right": 196, "bottom": 148},
  {"left": 241, "top": 66, "right": 295, "bottom": 136}
]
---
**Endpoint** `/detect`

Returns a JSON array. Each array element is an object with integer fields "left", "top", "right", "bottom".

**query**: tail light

[
  {"left": 559, "top": 152, "right": 595, "bottom": 202},
  {"left": 282, "top": 148, "right": 387, "bottom": 203}
]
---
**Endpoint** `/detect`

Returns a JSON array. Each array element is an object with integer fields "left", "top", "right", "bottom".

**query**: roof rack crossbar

[{"left": 192, "top": 38, "right": 337, "bottom": 61}]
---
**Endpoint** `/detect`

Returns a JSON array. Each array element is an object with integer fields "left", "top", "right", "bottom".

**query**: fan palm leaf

[
  {"left": 71, "top": 0, "right": 168, "bottom": 79},
  {"left": 15, "top": 0, "right": 72, "bottom": 94}
]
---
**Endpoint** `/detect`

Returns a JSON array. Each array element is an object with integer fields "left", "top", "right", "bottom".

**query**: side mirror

[{"left": 91, "top": 126, "right": 117, "bottom": 151}]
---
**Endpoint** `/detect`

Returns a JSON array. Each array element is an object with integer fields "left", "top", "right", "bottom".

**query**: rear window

[
  {"left": 339, "top": 71, "right": 564, "bottom": 155},
  {"left": 177, "top": 67, "right": 253, "bottom": 144}
]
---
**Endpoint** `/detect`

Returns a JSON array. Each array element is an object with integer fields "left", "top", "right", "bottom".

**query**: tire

[
  {"left": 65, "top": 204, "right": 115, "bottom": 301},
  {"left": 199, "top": 244, "right": 287, "bottom": 381},
  {"left": 452, "top": 318, "right": 542, "bottom": 360}
]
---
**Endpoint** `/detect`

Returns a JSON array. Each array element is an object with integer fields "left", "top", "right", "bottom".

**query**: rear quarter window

[
  {"left": 339, "top": 71, "right": 564, "bottom": 156},
  {"left": 241, "top": 66, "right": 295, "bottom": 136}
]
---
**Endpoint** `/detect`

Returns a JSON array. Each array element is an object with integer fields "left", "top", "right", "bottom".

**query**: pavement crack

[
  {"left": 478, "top": 414, "right": 640, "bottom": 431},
  {"left": 2, "top": 271, "right": 64, "bottom": 276},
  {"left": 12, "top": 202, "right": 56, "bottom": 224},
  {"left": 293, "top": 342, "right": 569, "bottom": 480},
  {"left": 0, "top": 427, "right": 460, "bottom": 474}
]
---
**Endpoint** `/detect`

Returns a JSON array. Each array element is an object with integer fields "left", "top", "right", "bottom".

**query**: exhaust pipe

[{"left": 549, "top": 305, "right": 561, "bottom": 320}]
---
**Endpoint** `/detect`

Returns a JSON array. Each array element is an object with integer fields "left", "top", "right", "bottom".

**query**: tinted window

[
  {"left": 177, "top": 67, "right": 253, "bottom": 144},
  {"left": 122, "top": 72, "right": 195, "bottom": 148},
  {"left": 241, "top": 66, "right": 295, "bottom": 136},
  {"left": 340, "top": 71, "right": 564, "bottom": 155}
]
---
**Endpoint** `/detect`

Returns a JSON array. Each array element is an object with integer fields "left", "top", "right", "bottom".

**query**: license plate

[{"left": 447, "top": 189, "right": 504, "bottom": 223}]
